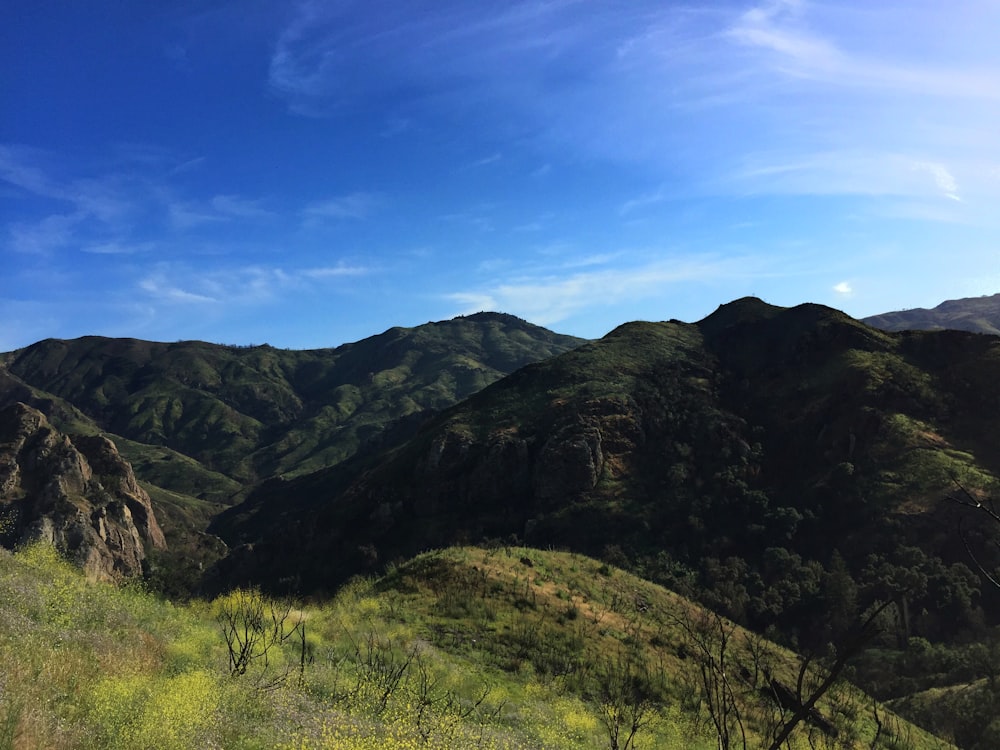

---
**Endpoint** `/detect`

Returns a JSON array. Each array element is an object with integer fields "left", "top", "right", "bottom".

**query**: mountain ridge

[
  {"left": 0, "top": 313, "right": 586, "bottom": 587},
  {"left": 863, "top": 292, "right": 1000, "bottom": 335},
  {"left": 212, "top": 299, "right": 1000, "bottom": 628},
  {"left": 4, "top": 299, "right": 1000, "bottom": 744},
  {"left": 0, "top": 312, "right": 585, "bottom": 488}
]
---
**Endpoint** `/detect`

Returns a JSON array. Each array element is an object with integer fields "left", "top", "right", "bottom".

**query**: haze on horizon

[{"left": 3, "top": 0, "right": 1000, "bottom": 351}]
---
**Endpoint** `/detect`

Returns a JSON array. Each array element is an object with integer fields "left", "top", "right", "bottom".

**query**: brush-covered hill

[
  {"left": 0, "top": 314, "right": 584, "bottom": 579},
  {"left": 863, "top": 292, "right": 1000, "bottom": 334},
  {"left": 216, "top": 298, "right": 1000, "bottom": 611},
  {"left": 0, "top": 313, "right": 583, "bottom": 490},
  {"left": 0, "top": 541, "right": 948, "bottom": 749},
  {"left": 211, "top": 298, "right": 1000, "bottom": 742}
]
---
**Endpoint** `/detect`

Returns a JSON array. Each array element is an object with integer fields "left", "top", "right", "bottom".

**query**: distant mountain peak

[
  {"left": 698, "top": 297, "right": 785, "bottom": 330},
  {"left": 864, "top": 292, "right": 1000, "bottom": 335},
  {"left": 459, "top": 311, "right": 533, "bottom": 326}
]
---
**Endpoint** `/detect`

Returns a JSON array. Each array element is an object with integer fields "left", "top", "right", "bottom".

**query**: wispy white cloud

[
  {"left": 0, "top": 145, "right": 62, "bottom": 197},
  {"left": 727, "top": 151, "right": 979, "bottom": 213},
  {"left": 7, "top": 213, "right": 81, "bottom": 255},
  {"left": 303, "top": 192, "right": 380, "bottom": 222},
  {"left": 168, "top": 201, "right": 225, "bottom": 230},
  {"left": 446, "top": 254, "right": 759, "bottom": 325},
  {"left": 727, "top": 1, "right": 1000, "bottom": 99},
  {"left": 138, "top": 261, "right": 372, "bottom": 308},
  {"left": 268, "top": 2, "right": 997, "bottom": 212},
  {"left": 0, "top": 146, "right": 281, "bottom": 259},
  {"left": 139, "top": 274, "right": 218, "bottom": 304},
  {"left": 1, "top": 146, "right": 157, "bottom": 253},
  {"left": 269, "top": 1, "right": 605, "bottom": 111},
  {"left": 911, "top": 161, "right": 961, "bottom": 201},
  {"left": 712, "top": 1, "right": 1000, "bottom": 212},
  {"left": 464, "top": 153, "right": 502, "bottom": 169},
  {"left": 166, "top": 192, "right": 278, "bottom": 230},
  {"left": 167, "top": 156, "right": 206, "bottom": 176},
  {"left": 619, "top": 187, "right": 669, "bottom": 216},
  {"left": 448, "top": 292, "right": 498, "bottom": 313},
  {"left": 301, "top": 264, "right": 368, "bottom": 278},
  {"left": 833, "top": 280, "right": 852, "bottom": 295},
  {"left": 0, "top": 146, "right": 140, "bottom": 224},
  {"left": 211, "top": 194, "right": 275, "bottom": 218},
  {"left": 561, "top": 253, "right": 622, "bottom": 269},
  {"left": 270, "top": 0, "right": 1000, "bottom": 220}
]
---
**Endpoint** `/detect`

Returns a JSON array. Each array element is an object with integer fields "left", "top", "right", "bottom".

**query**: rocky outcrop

[{"left": 0, "top": 402, "right": 165, "bottom": 582}]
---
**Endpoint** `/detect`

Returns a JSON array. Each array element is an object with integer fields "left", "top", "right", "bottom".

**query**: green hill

[
  {"left": 215, "top": 299, "right": 1000, "bottom": 617},
  {"left": 211, "top": 298, "right": 1000, "bottom": 746},
  {"left": 6, "top": 299, "right": 1000, "bottom": 746},
  {"left": 0, "top": 314, "right": 583, "bottom": 489},
  {"left": 0, "top": 314, "right": 584, "bottom": 580},
  {"left": 0, "top": 542, "right": 946, "bottom": 749}
]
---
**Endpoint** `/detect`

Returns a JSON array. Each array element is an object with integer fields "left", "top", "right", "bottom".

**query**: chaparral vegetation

[{"left": 0, "top": 543, "right": 950, "bottom": 750}]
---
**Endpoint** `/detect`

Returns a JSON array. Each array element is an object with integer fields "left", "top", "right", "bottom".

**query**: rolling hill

[
  {"left": 5, "top": 299, "right": 1000, "bottom": 745},
  {"left": 0, "top": 313, "right": 584, "bottom": 592},
  {"left": 215, "top": 299, "right": 1000, "bottom": 613},
  {"left": 0, "top": 541, "right": 950, "bottom": 749},
  {"left": 0, "top": 313, "right": 584, "bottom": 489},
  {"left": 863, "top": 292, "right": 1000, "bottom": 334},
  {"left": 209, "top": 298, "right": 1000, "bottom": 744}
]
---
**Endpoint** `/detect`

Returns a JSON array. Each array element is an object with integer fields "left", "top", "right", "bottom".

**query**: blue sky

[{"left": 3, "top": 0, "right": 1000, "bottom": 350}]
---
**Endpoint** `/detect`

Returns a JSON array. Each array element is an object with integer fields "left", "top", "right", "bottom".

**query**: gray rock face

[
  {"left": 341, "top": 393, "right": 649, "bottom": 547},
  {"left": 533, "top": 420, "right": 604, "bottom": 506},
  {"left": 0, "top": 402, "right": 165, "bottom": 582}
]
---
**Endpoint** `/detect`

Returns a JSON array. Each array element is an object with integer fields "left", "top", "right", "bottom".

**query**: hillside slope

[
  {"left": 209, "top": 298, "right": 1000, "bottom": 744},
  {"left": 863, "top": 292, "right": 1000, "bottom": 334},
  {"left": 0, "top": 542, "right": 948, "bottom": 749},
  {"left": 215, "top": 299, "right": 1000, "bottom": 645},
  {"left": 0, "top": 314, "right": 583, "bottom": 568},
  {"left": 0, "top": 313, "right": 583, "bottom": 490}
]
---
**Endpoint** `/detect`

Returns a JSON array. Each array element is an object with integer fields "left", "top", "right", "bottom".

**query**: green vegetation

[
  {"left": 0, "top": 314, "right": 583, "bottom": 490},
  {"left": 0, "top": 543, "right": 945, "bottom": 750},
  {"left": 204, "top": 300, "right": 1000, "bottom": 746},
  {"left": 6, "top": 299, "right": 1000, "bottom": 747}
]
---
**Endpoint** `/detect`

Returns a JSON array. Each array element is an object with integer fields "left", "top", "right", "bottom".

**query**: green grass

[
  {"left": 112, "top": 434, "right": 243, "bottom": 506},
  {"left": 0, "top": 543, "right": 949, "bottom": 750}
]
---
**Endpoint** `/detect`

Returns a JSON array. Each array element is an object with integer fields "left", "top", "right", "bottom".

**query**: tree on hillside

[
  {"left": 590, "top": 648, "right": 661, "bottom": 750},
  {"left": 950, "top": 484, "right": 1000, "bottom": 590},
  {"left": 215, "top": 588, "right": 307, "bottom": 689},
  {"left": 672, "top": 602, "right": 893, "bottom": 750}
]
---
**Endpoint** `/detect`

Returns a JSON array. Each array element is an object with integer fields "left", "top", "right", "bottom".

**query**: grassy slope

[
  {"left": 0, "top": 543, "right": 946, "bottom": 750},
  {"left": 887, "top": 678, "right": 1000, "bottom": 749}
]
